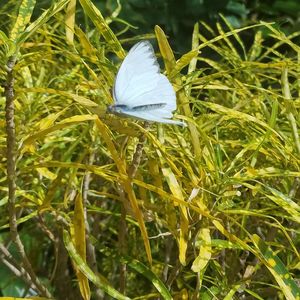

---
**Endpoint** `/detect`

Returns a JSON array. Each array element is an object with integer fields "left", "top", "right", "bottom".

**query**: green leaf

[
  {"left": 63, "top": 230, "right": 131, "bottom": 300},
  {"left": 124, "top": 257, "right": 172, "bottom": 300},
  {"left": 16, "top": 0, "right": 70, "bottom": 46},
  {"left": 252, "top": 234, "right": 300, "bottom": 300},
  {"left": 79, "top": 0, "right": 125, "bottom": 58},
  {"left": 10, "top": 0, "right": 36, "bottom": 42}
]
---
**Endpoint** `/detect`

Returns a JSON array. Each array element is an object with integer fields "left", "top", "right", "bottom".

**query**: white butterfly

[{"left": 107, "top": 41, "right": 186, "bottom": 126}]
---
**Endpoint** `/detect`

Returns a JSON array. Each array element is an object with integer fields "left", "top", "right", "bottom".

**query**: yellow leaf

[
  {"left": 10, "top": 0, "right": 36, "bottom": 41},
  {"left": 38, "top": 109, "right": 67, "bottom": 130},
  {"left": 20, "top": 87, "right": 98, "bottom": 107},
  {"left": 170, "top": 49, "right": 199, "bottom": 78},
  {"left": 155, "top": 26, "right": 176, "bottom": 74},
  {"left": 161, "top": 165, "right": 188, "bottom": 266},
  {"left": 191, "top": 228, "right": 211, "bottom": 272},
  {"left": 79, "top": 0, "right": 125, "bottom": 58},
  {"left": 21, "top": 142, "right": 36, "bottom": 154},
  {"left": 95, "top": 118, "right": 152, "bottom": 264},
  {"left": 155, "top": 25, "right": 201, "bottom": 159},
  {"left": 36, "top": 167, "right": 57, "bottom": 180},
  {"left": 73, "top": 193, "right": 90, "bottom": 300},
  {"left": 23, "top": 114, "right": 97, "bottom": 145},
  {"left": 75, "top": 27, "right": 97, "bottom": 61},
  {"left": 65, "top": 0, "right": 76, "bottom": 44}
]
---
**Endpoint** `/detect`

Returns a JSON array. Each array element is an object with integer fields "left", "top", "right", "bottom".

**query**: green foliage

[
  {"left": 1, "top": 0, "right": 300, "bottom": 300},
  {"left": 104, "top": 0, "right": 300, "bottom": 52}
]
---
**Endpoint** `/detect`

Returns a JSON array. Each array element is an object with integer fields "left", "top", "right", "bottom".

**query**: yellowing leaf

[
  {"left": 76, "top": 27, "right": 97, "bottom": 61},
  {"left": 36, "top": 167, "right": 57, "bottom": 180},
  {"left": 16, "top": 0, "right": 70, "bottom": 46},
  {"left": 63, "top": 230, "right": 130, "bottom": 300},
  {"left": 10, "top": 0, "right": 36, "bottom": 41},
  {"left": 23, "top": 114, "right": 97, "bottom": 145},
  {"left": 155, "top": 25, "right": 201, "bottom": 159},
  {"left": 38, "top": 109, "right": 67, "bottom": 130},
  {"left": 170, "top": 49, "right": 199, "bottom": 78},
  {"left": 192, "top": 228, "right": 211, "bottom": 272},
  {"left": 161, "top": 164, "right": 188, "bottom": 266},
  {"left": 155, "top": 26, "right": 176, "bottom": 73},
  {"left": 79, "top": 0, "right": 125, "bottom": 58},
  {"left": 73, "top": 193, "right": 90, "bottom": 300},
  {"left": 21, "top": 142, "right": 36, "bottom": 154},
  {"left": 95, "top": 118, "right": 152, "bottom": 264},
  {"left": 65, "top": 0, "right": 76, "bottom": 44},
  {"left": 21, "top": 87, "right": 98, "bottom": 107},
  {"left": 252, "top": 234, "right": 300, "bottom": 300}
]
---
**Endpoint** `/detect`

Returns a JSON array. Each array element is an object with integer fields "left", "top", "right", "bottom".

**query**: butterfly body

[{"left": 109, "top": 41, "right": 185, "bottom": 126}]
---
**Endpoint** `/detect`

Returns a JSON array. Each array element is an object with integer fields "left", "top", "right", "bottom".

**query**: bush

[{"left": 0, "top": 1, "right": 300, "bottom": 299}]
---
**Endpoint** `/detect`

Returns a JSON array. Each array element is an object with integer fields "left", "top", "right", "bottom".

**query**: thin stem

[
  {"left": 117, "top": 122, "right": 149, "bottom": 293},
  {"left": 282, "top": 67, "right": 300, "bottom": 154},
  {"left": 5, "top": 55, "right": 52, "bottom": 298},
  {"left": 83, "top": 151, "right": 103, "bottom": 300},
  {"left": 0, "top": 243, "right": 33, "bottom": 288},
  {"left": 128, "top": 122, "right": 150, "bottom": 178}
]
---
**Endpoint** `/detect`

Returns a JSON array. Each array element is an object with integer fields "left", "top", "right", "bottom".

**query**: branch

[
  {"left": 5, "top": 55, "right": 52, "bottom": 298},
  {"left": 0, "top": 243, "right": 34, "bottom": 288},
  {"left": 83, "top": 151, "right": 103, "bottom": 300},
  {"left": 118, "top": 122, "right": 149, "bottom": 292},
  {"left": 128, "top": 122, "right": 150, "bottom": 178}
]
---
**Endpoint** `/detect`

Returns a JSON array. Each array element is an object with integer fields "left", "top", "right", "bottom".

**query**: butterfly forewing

[
  {"left": 113, "top": 41, "right": 176, "bottom": 108},
  {"left": 111, "top": 40, "right": 185, "bottom": 126}
]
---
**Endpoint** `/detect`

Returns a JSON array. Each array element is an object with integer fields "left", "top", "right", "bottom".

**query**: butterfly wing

[
  {"left": 121, "top": 109, "right": 186, "bottom": 126},
  {"left": 113, "top": 41, "right": 176, "bottom": 114}
]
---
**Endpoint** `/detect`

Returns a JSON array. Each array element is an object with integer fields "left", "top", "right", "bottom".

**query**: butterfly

[{"left": 107, "top": 41, "right": 186, "bottom": 126}]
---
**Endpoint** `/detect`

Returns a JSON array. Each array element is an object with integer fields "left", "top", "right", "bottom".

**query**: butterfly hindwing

[{"left": 119, "top": 109, "right": 184, "bottom": 125}]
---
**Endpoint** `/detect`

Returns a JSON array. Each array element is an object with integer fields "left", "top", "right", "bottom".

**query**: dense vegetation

[{"left": 0, "top": 0, "right": 300, "bottom": 299}]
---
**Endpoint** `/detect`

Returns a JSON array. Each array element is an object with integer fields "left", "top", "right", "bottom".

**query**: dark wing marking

[{"left": 131, "top": 103, "right": 166, "bottom": 111}]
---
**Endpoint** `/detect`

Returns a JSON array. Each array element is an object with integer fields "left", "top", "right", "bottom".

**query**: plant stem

[
  {"left": 5, "top": 55, "right": 52, "bottom": 298},
  {"left": 118, "top": 122, "right": 149, "bottom": 293},
  {"left": 128, "top": 122, "right": 149, "bottom": 178}
]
